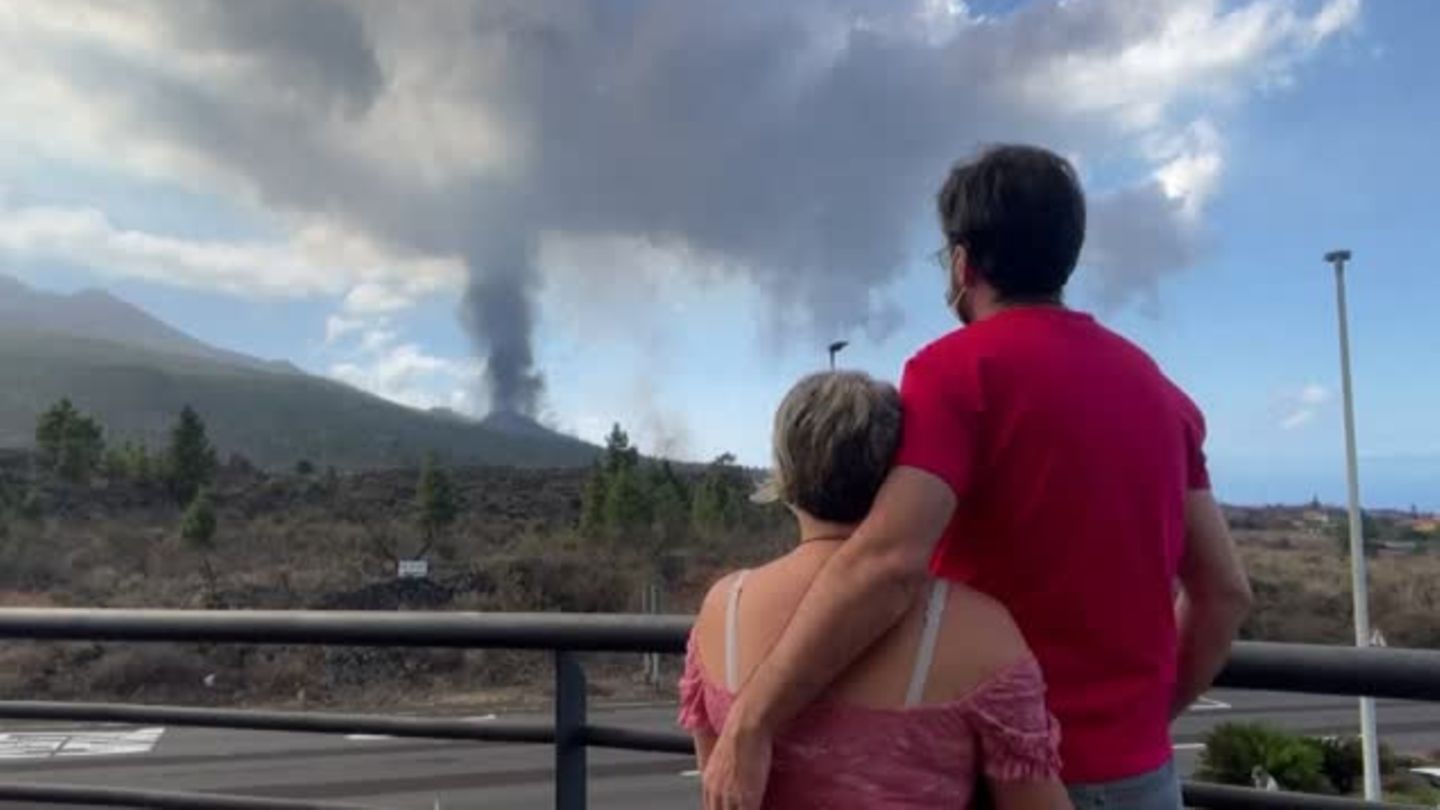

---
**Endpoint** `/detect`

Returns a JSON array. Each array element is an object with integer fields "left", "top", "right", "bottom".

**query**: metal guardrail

[{"left": 1, "top": 609, "right": 1438, "bottom": 809}]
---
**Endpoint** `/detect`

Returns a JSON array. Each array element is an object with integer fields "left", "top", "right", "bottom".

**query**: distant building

[{"left": 1409, "top": 518, "right": 1439, "bottom": 535}]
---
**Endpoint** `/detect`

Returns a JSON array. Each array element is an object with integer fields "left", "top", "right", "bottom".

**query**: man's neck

[{"left": 970, "top": 294, "right": 1065, "bottom": 324}]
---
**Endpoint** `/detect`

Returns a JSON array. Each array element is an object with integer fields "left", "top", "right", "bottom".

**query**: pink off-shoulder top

[{"left": 678, "top": 576, "right": 1062, "bottom": 808}]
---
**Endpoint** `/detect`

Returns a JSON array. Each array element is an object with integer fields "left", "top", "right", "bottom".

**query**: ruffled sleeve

[
  {"left": 677, "top": 630, "right": 712, "bottom": 733},
  {"left": 967, "top": 658, "right": 1063, "bottom": 782}
]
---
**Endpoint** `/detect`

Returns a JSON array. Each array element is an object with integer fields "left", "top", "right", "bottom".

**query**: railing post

[{"left": 555, "top": 650, "right": 587, "bottom": 810}]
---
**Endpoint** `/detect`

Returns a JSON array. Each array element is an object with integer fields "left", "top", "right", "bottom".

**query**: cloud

[
  {"left": 1280, "top": 382, "right": 1333, "bottom": 430},
  {"left": 324, "top": 314, "right": 366, "bottom": 345},
  {"left": 1299, "top": 383, "right": 1331, "bottom": 406},
  {"left": 0, "top": 0, "right": 1360, "bottom": 414},
  {"left": 0, "top": 202, "right": 465, "bottom": 309},
  {"left": 1280, "top": 409, "right": 1316, "bottom": 431},
  {"left": 329, "top": 336, "right": 482, "bottom": 415}
]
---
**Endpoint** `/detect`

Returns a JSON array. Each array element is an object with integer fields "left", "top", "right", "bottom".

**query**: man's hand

[{"left": 702, "top": 724, "right": 772, "bottom": 810}]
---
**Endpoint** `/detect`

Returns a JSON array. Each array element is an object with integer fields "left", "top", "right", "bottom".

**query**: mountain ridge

[
  {"left": 0, "top": 276, "right": 300, "bottom": 375},
  {"left": 0, "top": 276, "right": 597, "bottom": 469}
]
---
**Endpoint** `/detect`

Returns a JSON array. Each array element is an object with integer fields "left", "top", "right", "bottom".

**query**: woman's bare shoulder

[
  {"left": 694, "top": 570, "right": 743, "bottom": 634},
  {"left": 935, "top": 583, "right": 1033, "bottom": 685}
]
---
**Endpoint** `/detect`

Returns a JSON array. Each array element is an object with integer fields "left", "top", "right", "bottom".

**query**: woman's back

[{"left": 680, "top": 544, "right": 1062, "bottom": 808}]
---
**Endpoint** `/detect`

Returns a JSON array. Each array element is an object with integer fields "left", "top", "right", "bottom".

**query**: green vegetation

[
  {"left": 578, "top": 425, "right": 760, "bottom": 552},
  {"left": 1198, "top": 723, "right": 1407, "bottom": 796},
  {"left": 691, "top": 452, "right": 748, "bottom": 534},
  {"left": 415, "top": 454, "right": 459, "bottom": 555},
  {"left": 104, "top": 441, "right": 159, "bottom": 484},
  {"left": 180, "top": 487, "right": 219, "bottom": 597},
  {"left": 35, "top": 399, "right": 105, "bottom": 483},
  {"left": 167, "top": 405, "right": 218, "bottom": 504},
  {"left": 1199, "top": 723, "right": 1328, "bottom": 793}
]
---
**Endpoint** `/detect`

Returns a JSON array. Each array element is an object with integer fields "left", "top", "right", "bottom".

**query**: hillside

[
  {"left": 1, "top": 457, "right": 1437, "bottom": 710},
  {"left": 0, "top": 278, "right": 597, "bottom": 469},
  {"left": 0, "top": 276, "right": 296, "bottom": 375},
  {"left": 0, "top": 450, "right": 781, "bottom": 709}
]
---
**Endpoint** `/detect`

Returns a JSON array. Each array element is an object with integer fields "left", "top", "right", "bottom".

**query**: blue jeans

[{"left": 1067, "top": 761, "right": 1182, "bottom": 810}]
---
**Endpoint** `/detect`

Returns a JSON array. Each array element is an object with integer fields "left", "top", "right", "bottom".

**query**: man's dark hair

[{"left": 937, "top": 144, "right": 1086, "bottom": 302}]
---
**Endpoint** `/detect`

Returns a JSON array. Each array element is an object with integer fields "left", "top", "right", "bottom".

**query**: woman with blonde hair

[{"left": 679, "top": 371, "right": 1070, "bottom": 808}]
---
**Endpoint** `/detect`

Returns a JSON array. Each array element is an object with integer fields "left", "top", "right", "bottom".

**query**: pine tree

[
  {"left": 604, "top": 465, "right": 653, "bottom": 538},
  {"left": 603, "top": 423, "right": 640, "bottom": 475},
  {"left": 415, "top": 454, "right": 458, "bottom": 555},
  {"left": 34, "top": 399, "right": 105, "bottom": 483},
  {"left": 649, "top": 462, "right": 691, "bottom": 542},
  {"left": 166, "top": 406, "right": 217, "bottom": 504},
  {"left": 692, "top": 453, "right": 744, "bottom": 532},
  {"left": 580, "top": 462, "right": 608, "bottom": 537}
]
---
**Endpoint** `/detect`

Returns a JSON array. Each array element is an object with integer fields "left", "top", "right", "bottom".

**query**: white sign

[
  {"left": 398, "top": 559, "right": 429, "bottom": 579},
  {"left": 1370, "top": 628, "right": 1387, "bottom": 648}
]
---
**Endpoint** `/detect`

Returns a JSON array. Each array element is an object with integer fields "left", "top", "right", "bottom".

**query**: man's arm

[
  {"left": 1172, "top": 489, "right": 1253, "bottom": 717},
  {"left": 693, "top": 731, "right": 717, "bottom": 770},
  {"left": 702, "top": 466, "right": 955, "bottom": 808}
]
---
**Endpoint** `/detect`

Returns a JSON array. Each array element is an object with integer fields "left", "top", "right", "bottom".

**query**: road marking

[
  {"left": 680, "top": 769, "right": 700, "bottom": 778},
  {"left": 0, "top": 727, "right": 164, "bottom": 761},
  {"left": 1173, "top": 743, "right": 1205, "bottom": 751},
  {"left": 1190, "top": 696, "right": 1232, "bottom": 712},
  {"left": 345, "top": 714, "right": 498, "bottom": 742}
]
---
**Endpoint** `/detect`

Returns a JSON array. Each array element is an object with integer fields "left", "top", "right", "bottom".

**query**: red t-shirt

[{"left": 894, "top": 307, "right": 1208, "bottom": 784}]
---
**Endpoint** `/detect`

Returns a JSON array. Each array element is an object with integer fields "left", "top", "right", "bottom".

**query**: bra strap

[
  {"left": 904, "top": 579, "right": 950, "bottom": 707},
  {"left": 724, "top": 570, "right": 750, "bottom": 691}
]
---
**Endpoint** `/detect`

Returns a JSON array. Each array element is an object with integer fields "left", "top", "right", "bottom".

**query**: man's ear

[{"left": 950, "top": 244, "right": 971, "bottom": 289}]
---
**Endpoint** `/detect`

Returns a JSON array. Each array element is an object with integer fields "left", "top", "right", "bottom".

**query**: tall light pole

[
  {"left": 827, "top": 340, "right": 849, "bottom": 370},
  {"left": 1326, "top": 248, "right": 1381, "bottom": 801}
]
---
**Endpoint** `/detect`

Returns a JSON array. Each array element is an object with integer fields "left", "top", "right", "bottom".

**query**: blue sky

[{"left": 1, "top": 0, "right": 1436, "bottom": 507}]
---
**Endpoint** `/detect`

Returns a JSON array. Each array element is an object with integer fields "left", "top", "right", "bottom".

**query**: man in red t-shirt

[{"left": 704, "top": 146, "right": 1252, "bottom": 809}]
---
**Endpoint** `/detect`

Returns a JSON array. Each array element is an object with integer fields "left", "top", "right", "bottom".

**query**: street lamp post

[
  {"left": 827, "top": 340, "right": 849, "bottom": 370},
  {"left": 1325, "top": 248, "right": 1381, "bottom": 801}
]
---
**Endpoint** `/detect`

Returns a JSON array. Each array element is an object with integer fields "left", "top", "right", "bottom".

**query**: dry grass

[
  {"left": 1239, "top": 534, "right": 1440, "bottom": 647},
  {"left": 5, "top": 462, "right": 1435, "bottom": 709},
  {"left": 0, "top": 462, "right": 783, "bottom": 708}
]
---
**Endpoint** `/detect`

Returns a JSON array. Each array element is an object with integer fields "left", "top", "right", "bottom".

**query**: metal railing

[{"left": 0, "top": 608, "right": 1438, "bottom": 809}]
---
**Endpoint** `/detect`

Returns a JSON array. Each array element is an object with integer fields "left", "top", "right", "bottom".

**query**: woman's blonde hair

[{"left": 763, "top": 371, "right": 902, "bottom": 523}]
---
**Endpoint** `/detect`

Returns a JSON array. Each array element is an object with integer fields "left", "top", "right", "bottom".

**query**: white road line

[
  {"left": 0, "top": 727, "right": 164, "bottom": 761},
  {"left": 1190, "top": 696, "right": 1232, "bottom": 712},
  {"left": 1173, "top": 743, "right": 1205, "bottom": 751},
  {"left": 679, "top": 769, "right": 700, "bottom": 778}
]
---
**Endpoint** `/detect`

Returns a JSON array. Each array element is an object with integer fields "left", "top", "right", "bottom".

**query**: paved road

[{"left": 2, "top": 691, "right": 1439, "bottom": 809}]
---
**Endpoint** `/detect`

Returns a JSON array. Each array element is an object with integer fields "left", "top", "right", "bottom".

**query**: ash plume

[{"left": 0, "top": 0, "right": 1358, "bottom": 413}]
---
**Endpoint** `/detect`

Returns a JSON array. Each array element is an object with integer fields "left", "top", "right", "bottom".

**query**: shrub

[
  {"left": 1316, "top": 736, "right": 1364, "bottom": 795},
  {"left": 87, "top": 646, "right": 210, "bottom": 700},
  {"left": 1312, "top": 735, "right": 1399, "bottom": 794},
  {"left": 1199, "top": 723, "right": 1326, "bottom": 793}
]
